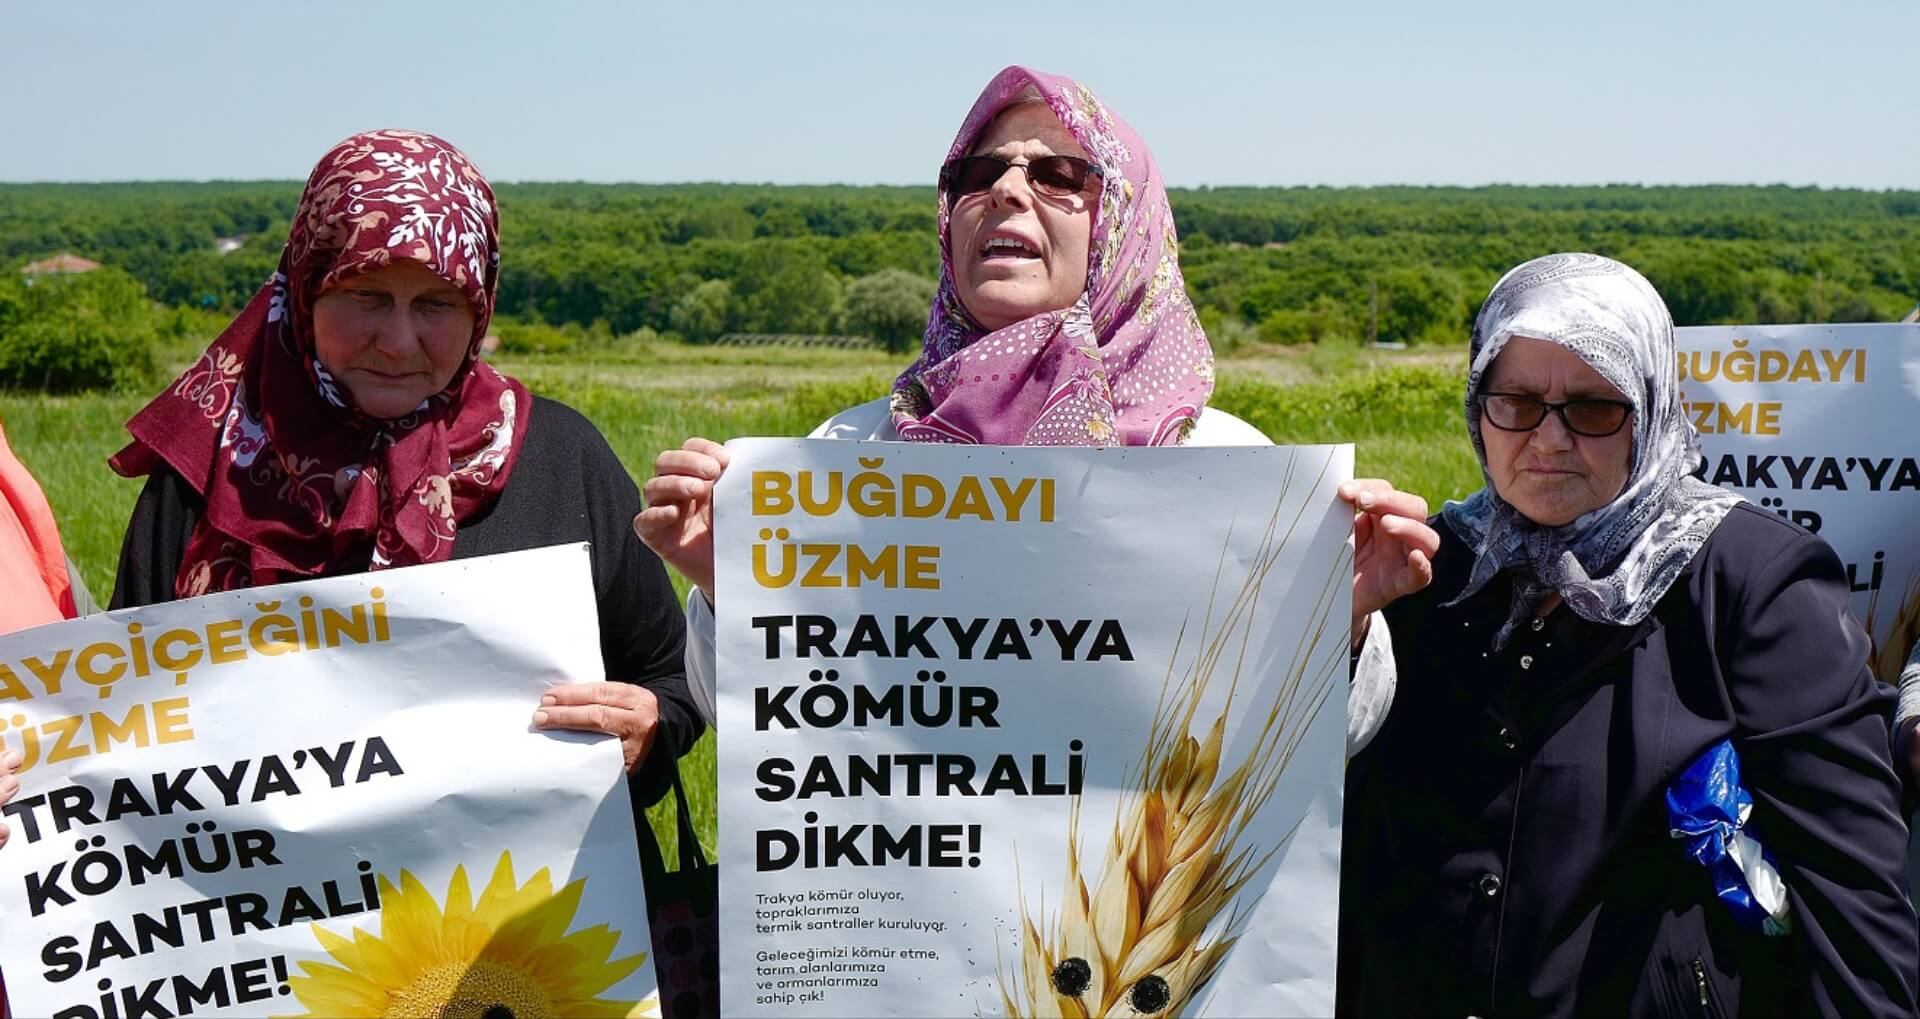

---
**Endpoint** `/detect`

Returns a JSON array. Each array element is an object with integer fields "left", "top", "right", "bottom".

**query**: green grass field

[{"left": 0, "top": 340, "right": 1484, "bottom": 860}]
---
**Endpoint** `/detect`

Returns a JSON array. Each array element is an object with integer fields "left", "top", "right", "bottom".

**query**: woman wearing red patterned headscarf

[{"left": 50, "top": 130, "right": 696, "bottom": 844}]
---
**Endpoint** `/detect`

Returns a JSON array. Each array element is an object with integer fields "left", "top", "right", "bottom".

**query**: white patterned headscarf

[{"left": 1441, "top": 252, "right": 1744, "bottom": 649}]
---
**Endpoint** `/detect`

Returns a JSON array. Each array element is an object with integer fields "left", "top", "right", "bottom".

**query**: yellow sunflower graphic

[{"left": 284, "top": 850, "right": 657, "bottom": 1019}]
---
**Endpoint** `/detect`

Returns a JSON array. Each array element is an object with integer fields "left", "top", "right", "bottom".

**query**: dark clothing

[
  {"left": 1340, "top": 502, "right": 1917, "bottom": 1018},
  {"left": 110, "top": 396, "right": 702, "bottom": 825}
]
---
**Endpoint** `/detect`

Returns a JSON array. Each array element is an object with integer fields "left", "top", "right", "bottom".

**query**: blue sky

[{"left": 5, "top": 1, "right": 1916, "bottom": 188}]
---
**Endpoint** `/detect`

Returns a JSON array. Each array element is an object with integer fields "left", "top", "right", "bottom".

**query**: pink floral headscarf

[{"left": 889, "top": 66, "right": 1215, "bottom": 446}]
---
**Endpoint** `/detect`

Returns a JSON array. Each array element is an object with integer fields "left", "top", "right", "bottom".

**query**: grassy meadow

[{"left": 0, "top": 337, "right": 1483, "bottom": 859}]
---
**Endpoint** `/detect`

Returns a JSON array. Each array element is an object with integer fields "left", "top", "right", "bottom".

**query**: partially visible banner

[
  {"left": 1675, "top": 323, "right": 1920, "bottom": 681},
  {"left": 714, "top": 440, "right": 1352, "bottom": 1018},
  {"left": 0, "top": 544, "right": 658, "bottom": 1018}
]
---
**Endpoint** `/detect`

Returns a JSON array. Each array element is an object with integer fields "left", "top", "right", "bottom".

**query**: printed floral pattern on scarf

[
  {"left": 1441, "top": 252, "right": 1745, "bottom": 649},
  {"left": 110, "top": 130, "right": 529, "bottom": 597},
  {"left": 890, "top": 66, "right": 1214, "bottom": 447}
]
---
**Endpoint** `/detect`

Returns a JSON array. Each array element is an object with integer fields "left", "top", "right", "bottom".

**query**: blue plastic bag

[{"left": 1666, "top": 738, "right": 1792, "bottom": 936}]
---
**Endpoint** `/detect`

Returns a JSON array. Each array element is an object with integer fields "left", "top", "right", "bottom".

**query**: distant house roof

[
  {"left": 214, "top": 236, "right": 246, "bottom": 254},
  {"left": 21, "top": 253, "right": 101, "bottom": 275}
]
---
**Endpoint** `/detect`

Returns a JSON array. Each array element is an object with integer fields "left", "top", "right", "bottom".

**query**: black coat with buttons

[{"left": 1338, "top": 503, "right": 1917, "bottom": 1018}]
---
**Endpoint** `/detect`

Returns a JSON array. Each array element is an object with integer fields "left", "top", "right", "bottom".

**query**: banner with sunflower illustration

[
  {"left": 0, "top": 543, "right": 660, "bottom": 1019},
  {"left": 713, "top": 440, "right": 1352, "bottom": 1018},
  {"left": 1673, "top": 323, "right": 1920, "bottom": 683}
]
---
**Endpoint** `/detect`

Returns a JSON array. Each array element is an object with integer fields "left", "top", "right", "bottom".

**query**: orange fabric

[{"left": 0, "top": 417, "right": 75, "bottom": 633}]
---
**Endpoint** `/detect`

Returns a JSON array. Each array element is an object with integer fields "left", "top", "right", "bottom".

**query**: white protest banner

[
  {"left": 714, "top": 441, "right": 1351, "bottom": 1017},
  {"left": 0, "top": 543, "right": 659, "bottom": 1019},
  {"left": 1674, "top": 323, "right": 1920, "bottom": 681}
]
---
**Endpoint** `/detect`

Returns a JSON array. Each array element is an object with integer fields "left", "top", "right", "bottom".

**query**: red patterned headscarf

[
  {"left": 111, "top": 130, "right": 530, "bottom": 597},
  {"left": 889, "top": 66, "right": 1215, "bottom": 446}
]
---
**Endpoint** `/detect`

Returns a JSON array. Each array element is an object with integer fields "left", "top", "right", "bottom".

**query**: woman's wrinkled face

[
  {"left": 948, "top": 102, "right": 1096, "bottom": 332},
  {"left": 311, "top": 261, "right": 476, "bottom": 419},
  {"left": 1480, "top": 336, "right": 1634, "bottom": 527}
]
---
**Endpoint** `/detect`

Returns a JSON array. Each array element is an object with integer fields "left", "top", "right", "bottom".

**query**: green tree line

[{"left": 2, "top": 182, "right": 1915, "bottom": 388}]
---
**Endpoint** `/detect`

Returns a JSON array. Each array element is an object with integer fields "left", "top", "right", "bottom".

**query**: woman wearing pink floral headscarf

[
  {"left": 638, "top": 67, "right": 1438, "bottom": 732},
  {"left": 886, "top": 67, "right": 1219, "bottom": 447}
]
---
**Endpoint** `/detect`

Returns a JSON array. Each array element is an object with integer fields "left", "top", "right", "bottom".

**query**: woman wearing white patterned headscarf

[
  {"left": 1339, "top": 253, "right": 1916, "bottom": 1018},
  {"left": 1443, "top": 252, "right": 1744, "bottom": 647}
]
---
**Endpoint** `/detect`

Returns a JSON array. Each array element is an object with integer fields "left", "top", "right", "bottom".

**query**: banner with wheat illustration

[
  {"left": 1674, "top": 323, "right": 1920, "bottom": 683},
  {"left": 0, "top": 544, "right": 660, "bottom": 1019},
  {"left": 715, "top": 440, "right": 1353, "bottom": 1017}
]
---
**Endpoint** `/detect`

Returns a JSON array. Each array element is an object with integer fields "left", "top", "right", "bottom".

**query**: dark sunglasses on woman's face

[
  {"left": 940, "top": 155, "right": 1101, "bottom": 198},
  {"left": 1478, "top": 393, "right": 1632, "bottom": 437}
]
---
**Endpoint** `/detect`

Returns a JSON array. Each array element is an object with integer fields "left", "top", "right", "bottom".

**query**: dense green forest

[{"left": 2, "top": 182, "right": 1916, "bottom": 387}]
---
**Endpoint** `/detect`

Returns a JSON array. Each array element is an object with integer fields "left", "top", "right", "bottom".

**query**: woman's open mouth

[{"left": 979, "top": 235, "right": 1040, "bottom": 260}]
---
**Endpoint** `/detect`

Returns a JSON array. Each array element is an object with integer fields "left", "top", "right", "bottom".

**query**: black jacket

[
  {"left": 109, "top": 396, "right": 703, "bottom": 830},
  {"left": 1340, "top": 502, "right": 1917, "bottom": 1018}
]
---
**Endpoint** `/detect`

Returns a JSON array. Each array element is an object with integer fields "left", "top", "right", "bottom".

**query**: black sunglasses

[
  {"left": 939, "top": 155, "right": 1101, "bottom": 198},
  {"left": 1478, "top": 393, "right": 1632, "bottom": 437}
]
